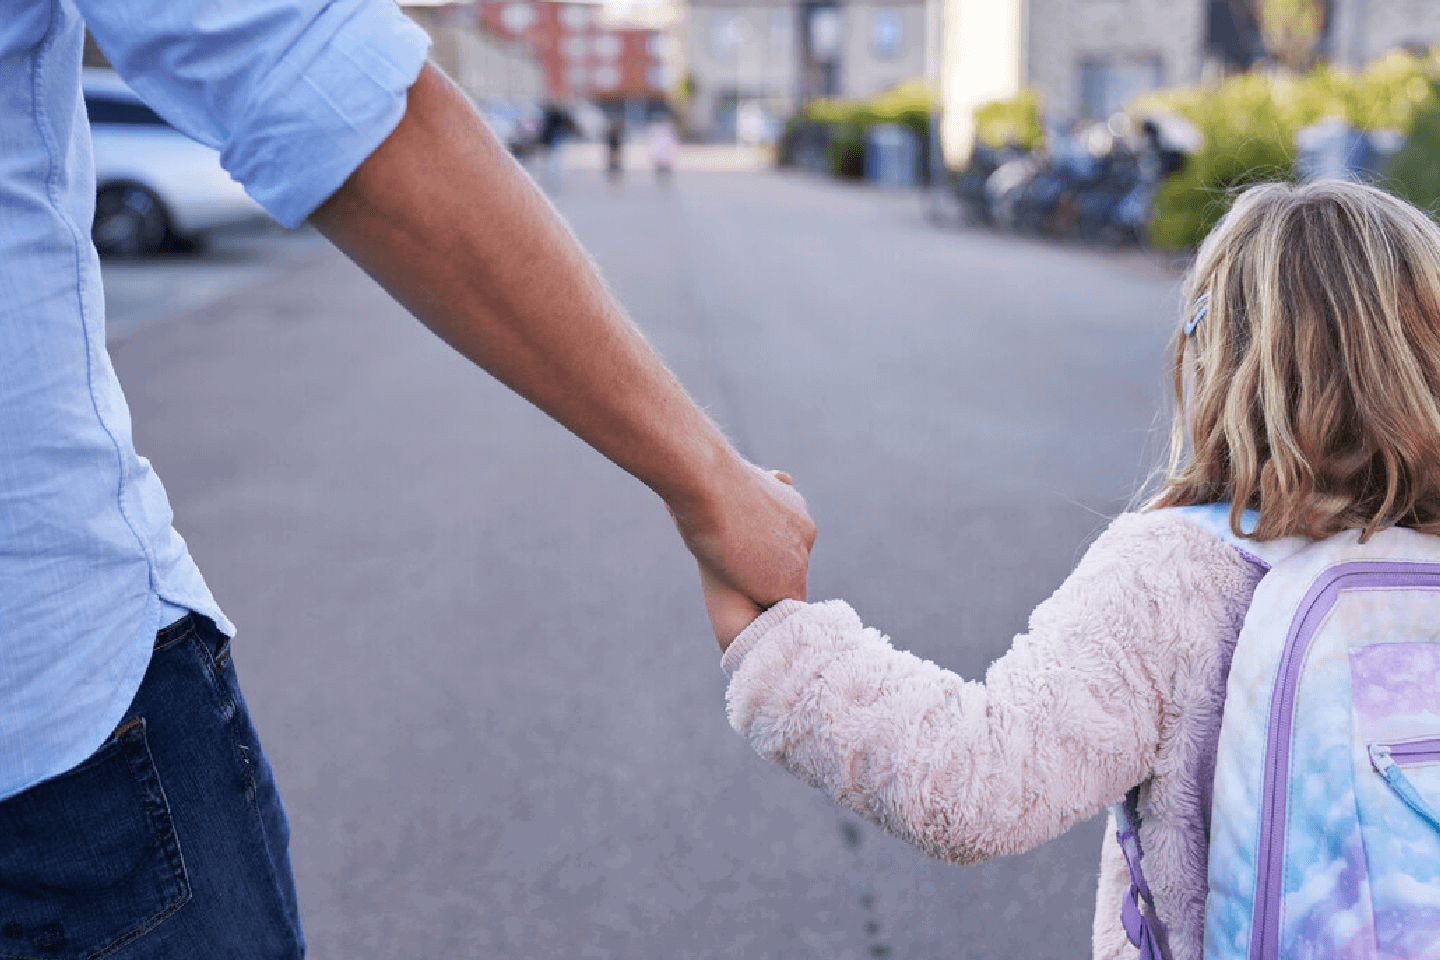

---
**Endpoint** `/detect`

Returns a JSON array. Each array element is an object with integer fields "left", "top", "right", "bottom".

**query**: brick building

[
  {"left": 476, "top": 0, "right": 672, "bottom": 109},
  {"left": 402, "top": 2, "right": 547, "bottom": 101}
]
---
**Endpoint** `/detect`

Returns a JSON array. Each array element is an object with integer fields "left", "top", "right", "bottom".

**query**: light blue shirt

[{"left": 0, "top": 0, "right": 429, "bottom": 800}]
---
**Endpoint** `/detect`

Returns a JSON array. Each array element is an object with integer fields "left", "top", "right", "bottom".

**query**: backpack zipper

[
  {"left": 1368, "top": 740, "right": 1440, "bottom": 834},
  {"left": 1250, "top": 562, "right": 1440, "bottom": 960},
  {"left": 1375, "top": 738, "right": 1440, "bottom": 765}
]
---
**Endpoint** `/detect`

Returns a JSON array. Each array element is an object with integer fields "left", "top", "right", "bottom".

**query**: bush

[
  {"left": 1388, "top": 78, "right": 1440, "bottom": 215},
  {"left": 973, "top": 90, "right": 1044, "bottom": 152},
  {"left": 1135, "top": 51, "right": 1440, "bottom": 249},
  {"left": 867, "top": 80, "right": 934, "bottom": 143},
  {"left": 787, "top": 81, "right": 935, "bottom": 179}
]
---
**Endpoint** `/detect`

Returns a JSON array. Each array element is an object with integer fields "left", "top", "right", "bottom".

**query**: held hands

[
  {"left": 698, "top": 562, "right": 764, "bottom": 651},
  {"left": 672, "top": 468, "right": 809, "bottom": 651}
]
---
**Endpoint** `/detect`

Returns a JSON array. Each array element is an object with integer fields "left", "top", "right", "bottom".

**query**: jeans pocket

[{"left": 0, "top": 718, "right": 190, "bottom": 960}]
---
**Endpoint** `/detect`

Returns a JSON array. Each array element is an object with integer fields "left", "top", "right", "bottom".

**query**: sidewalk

[{"left": 557, "top": 141, "right": 773, "bottom": 173}]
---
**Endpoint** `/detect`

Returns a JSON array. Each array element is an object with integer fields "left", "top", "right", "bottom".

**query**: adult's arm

[{"left": 310, "top": 64, "right": 813, "bottom": 605}]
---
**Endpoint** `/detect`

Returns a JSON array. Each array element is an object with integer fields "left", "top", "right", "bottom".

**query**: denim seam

[
  {"left": 213, "top": 676, "right": 305, "bottom": 950},
  {"left": 174, "top": 616, "right": 232, "bottom": 669},
  {"left": 153, "top": 618, "right": 198, "bottom": 653},
  {"left": 187, "top": 631, "right": 256, "bottom": 815},
  {"left": 0, "top": 723, "right": 191, "bottom": 960},
  {"left": 186, "top": 631, "right": 237, "bottom": 723},
  {"left": 86, "top": 721, "right": 191, "bottom": 960},
  {"left": 205, "top": 650, "right": 304, "bottom": 951}
]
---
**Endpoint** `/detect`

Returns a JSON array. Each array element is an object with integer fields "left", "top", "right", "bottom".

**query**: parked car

[{"left": 84, "top": 69, "right": 265, "bottom": 256}]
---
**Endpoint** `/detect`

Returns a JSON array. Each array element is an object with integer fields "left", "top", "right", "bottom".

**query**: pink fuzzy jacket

[{"left": 720, "top": 511, "right": 1264, "bottom": 960}]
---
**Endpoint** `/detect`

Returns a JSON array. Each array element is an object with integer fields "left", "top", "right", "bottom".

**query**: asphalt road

[{"left": 108, "top": 162, "right": 1186, "bottom": 959}]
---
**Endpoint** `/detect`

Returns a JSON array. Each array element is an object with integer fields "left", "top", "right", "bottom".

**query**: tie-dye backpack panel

[{"left": 1181, "top": 506, "right": 1440, "bottom": 960}]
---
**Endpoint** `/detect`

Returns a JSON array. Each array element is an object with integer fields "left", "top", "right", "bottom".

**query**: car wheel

[{"left": 93, "top": 184, "right": 169, "bottom": 257}]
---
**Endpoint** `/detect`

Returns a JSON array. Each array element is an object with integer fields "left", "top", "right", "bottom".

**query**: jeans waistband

[{"left": 154, "top": 612, "right": 230, "bottom": 666}]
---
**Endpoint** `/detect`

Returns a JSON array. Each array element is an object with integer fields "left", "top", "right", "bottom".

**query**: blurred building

[
  {"left": 1202, "top": 0, "right": 1440, "bottom": 73},
  {"left": 1330, "top": 0, "right": 1440, "bottom": 69},
  {"left": 401, "top": 1, "right": 547, "bottom": 101},
  {"left": 475, "top": 0, "right": 673, "bottom": 116},
  {"left": 1031, "top": 0, "right": 1205, "bottom": 123},
  {"left": 941, "top": 0, "right": 1203, "bottom": 162},
  {"left": 680, "top": 0, "right": 927, "bottom": 141},
  {"left": 940, "top": 0, "right": 1440, "bottom": 164}
]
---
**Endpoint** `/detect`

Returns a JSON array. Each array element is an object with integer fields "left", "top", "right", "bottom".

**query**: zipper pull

[{"left": 1369, "top": 743, "right": 1395, "bottom": 777}]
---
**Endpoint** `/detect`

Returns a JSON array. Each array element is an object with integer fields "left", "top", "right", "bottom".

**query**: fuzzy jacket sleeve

[{"left": 721, "top": 511, "right": 1252, "bottom": 868}]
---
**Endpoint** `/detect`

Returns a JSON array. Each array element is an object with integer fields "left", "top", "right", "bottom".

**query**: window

[
  {"left": 870, "top": 11, "right": 903, "bottom": 59},
  {"left": 560, "top": 4, "right": 592, "bottom": 31},
  {"left": 84, "top": 95, "right": 168, "bottom": 127},
  {"left": 647, "top": 34, "right": 671, "bottom": 58},
  {"left": 711, "top": 12, "right": 749, "bottom": 57},
  {"left": 593, "top": 33, "right": 622, "bottom": 58},
  {"left": 770, "top": 9, "right": 794, "bottom": 56},
  {"left": 1078, "top": 54, "right": 1163, "bottom": 120},
  {"left": 807, "top": 7, "right": 842, "bottom": 63},
  {"left": 501, "top": 3, "right": 535, "bottom": 34},
  {"left": 563, "top": 36, "right": 588, "bottom": 58},
  {"left": 592, "top": 65, "right": 620, "bottom": 90}
]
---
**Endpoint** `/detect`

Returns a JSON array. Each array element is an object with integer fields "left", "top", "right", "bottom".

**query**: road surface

[{"left": 108, "top": 159, "right": 1187, "bottom": 959}]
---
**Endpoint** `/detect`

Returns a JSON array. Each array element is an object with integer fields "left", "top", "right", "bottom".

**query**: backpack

[{"left": 1114, "top": 502, "right": 1440, "bottom": 960}]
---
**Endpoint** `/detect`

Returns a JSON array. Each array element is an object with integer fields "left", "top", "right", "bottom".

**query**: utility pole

[{"left": 922, "top": 0, "right": 947, "bottom": 221}]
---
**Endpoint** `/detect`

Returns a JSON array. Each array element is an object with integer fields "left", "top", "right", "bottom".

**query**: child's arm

[
  {"left": 719, "top": 512, "right": 1257, "bottom": 866},
  {"left": 700, "top": 563, "right": 764, "bottom": 651},
  {"left": 696, "top": 470, "right": 796, "bottom": 652}
]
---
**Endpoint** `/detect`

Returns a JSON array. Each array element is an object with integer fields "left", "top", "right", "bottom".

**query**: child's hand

[
  {"left": 697, "top": 469, "right": 797, "bottom": 651},
  {"left": 699, "top": 561, "right": 764, "bottom": 651}
]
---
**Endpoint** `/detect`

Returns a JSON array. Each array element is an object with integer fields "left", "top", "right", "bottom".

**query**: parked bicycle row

[{"left": 952, "top": 116, "right": 1189, "bottom": 247}]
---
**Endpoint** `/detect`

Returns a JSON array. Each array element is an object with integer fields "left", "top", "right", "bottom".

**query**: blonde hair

[{"left": 1149, "top": 180, "right": 1440, "bottom": 541}]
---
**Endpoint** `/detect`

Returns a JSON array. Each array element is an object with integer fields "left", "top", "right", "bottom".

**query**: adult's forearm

[
  {"left": 312, "top": 64, "right": 725, "bottom": 507},
  {"left": 310, "top": 64, "right": 813, "bottom": 604}
]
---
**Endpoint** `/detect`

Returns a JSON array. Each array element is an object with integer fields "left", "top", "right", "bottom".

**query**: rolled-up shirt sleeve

[{"left": 78, "top": 0, "right": 431, "bottom": 227}]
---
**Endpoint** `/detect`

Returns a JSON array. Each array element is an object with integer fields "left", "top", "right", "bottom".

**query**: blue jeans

[{"left": 0, "top": 614, "right": 305, "bottom": 958}]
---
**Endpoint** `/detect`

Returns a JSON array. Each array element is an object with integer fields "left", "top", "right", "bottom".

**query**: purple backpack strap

[{"left": 1113, "top": 787, "right": 1174, "bottom": 960}]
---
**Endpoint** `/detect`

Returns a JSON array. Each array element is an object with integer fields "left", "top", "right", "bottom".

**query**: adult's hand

[
  {"left": 311, "top": 64, "right": 813, "bottom": 605},
  {"left": 670, "top": 463, "right": 814, "bottom": 610},
  {"left": 689, "top": 470, "right": 808, "bottom": 650}
]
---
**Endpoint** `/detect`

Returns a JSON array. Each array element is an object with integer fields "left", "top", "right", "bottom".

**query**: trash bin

[
  {"left": 865, "top": 123, "right": 919, "bottom": 187},
  {"left": 1295, "top": 118, "right": 1406, "bottom": 181}
]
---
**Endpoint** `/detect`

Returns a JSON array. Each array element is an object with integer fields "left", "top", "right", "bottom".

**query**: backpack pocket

[
  {"left": 1368, "top": 739, "right": 1440, "bottom": 833},
  {"left": 1351, "top": 642, "right": 1440, "bottom": 835},
  {"left": 1349, "top": 642, "right": 1440, "bottom": 958}
]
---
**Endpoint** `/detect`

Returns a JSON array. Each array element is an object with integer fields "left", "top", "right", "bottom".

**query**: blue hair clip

[{"left": 1185, "top": 293, "right": 1210, "bottom": 336}]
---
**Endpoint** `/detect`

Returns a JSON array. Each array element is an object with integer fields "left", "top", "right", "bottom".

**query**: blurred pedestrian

[
  {"left": 537, "top": 101, "right": 575, "bottom": 189},
  {"left": 605, "top": 112, "right": 625, "bottom": 182},
  {"left": 699, "top": 181, "right": 1440, "bottom": 960},
  {"left": 736, "top": 101, "right": 767, "bottom": 146},
  {"left": 0, "top": 1, "right": 813, "bottom": 955},
  {"left": 647, "top": 113, "right": 678, "bottom": 182}
]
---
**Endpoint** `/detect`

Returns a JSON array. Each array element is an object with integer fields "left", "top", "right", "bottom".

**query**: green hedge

[
  {"left": 1133, "top": 51, "right": 1440, "bottom": 249},
  {"left": 792, "top": 80, "right": 935, "bottom": 179},
  {"left": 1389, "top": 76, "right": 1440, "bottom": 216},
  {"left": 972, "top": 90, "right": 1044, "bottom": 152}
]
